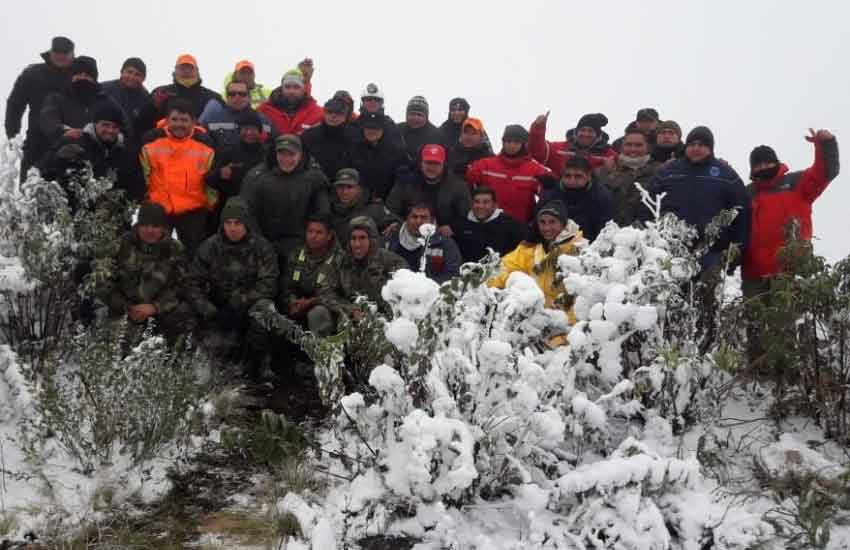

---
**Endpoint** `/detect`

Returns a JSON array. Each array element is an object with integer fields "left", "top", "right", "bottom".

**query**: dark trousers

[{"left": 169, "top": 208, "right": 210, "bottom": 257}]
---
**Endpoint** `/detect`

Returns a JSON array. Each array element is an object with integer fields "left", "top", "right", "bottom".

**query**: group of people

[{"left": 5, "top": 36, "right": 840, "bottom": 374}]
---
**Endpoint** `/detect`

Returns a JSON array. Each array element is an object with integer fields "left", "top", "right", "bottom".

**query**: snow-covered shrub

[{"left": 17, "top": 322, "right": 205, "bottom": 474}]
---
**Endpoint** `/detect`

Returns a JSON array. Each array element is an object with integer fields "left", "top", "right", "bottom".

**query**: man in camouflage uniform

[
  {"left": 189, "top": 197, "right": 279, "bottom": 367},
  {"left": 328, "top": 167, "right": 399, "bottom": 242},
  {"left": 317, "top": 216, "right": 406, "bottom": 327},
  {"left": 279, "top": 213, "right": 341, "bottom": 337},
  {"left": 106, "top": 201, "right": 195, "bottom": 342}
]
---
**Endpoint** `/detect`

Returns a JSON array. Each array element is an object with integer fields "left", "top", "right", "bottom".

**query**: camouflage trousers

[
  {"left": 198, "top": 299, "right": 274, "bottom": 360},
  {"left": 112, "top": 302, "right": 198, "bottom": 349}
]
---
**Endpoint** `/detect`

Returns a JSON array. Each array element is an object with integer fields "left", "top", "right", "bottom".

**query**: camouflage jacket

[
  {"left": 317, "top": 248, "right": 406, "bottom": 316},
  {"left": 280, "top": 244, "right": 342, "bottom": 306},
  {"left": 107, "top": 230, "right": 190, "bottom": 316},
  {"left": 595, "top": 161, "right": 662, "bottom": 226},
  {"left": 189, "top": 231, "right": 279, "bottom": 316}
]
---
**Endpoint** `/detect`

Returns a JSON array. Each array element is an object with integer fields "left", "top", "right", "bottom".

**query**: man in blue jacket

[
  {"left": 646, "top": 125, "right": 749, "bottom": 353},
  {"left": 646, "top": 125, "right": 750, "bottom": 270}
]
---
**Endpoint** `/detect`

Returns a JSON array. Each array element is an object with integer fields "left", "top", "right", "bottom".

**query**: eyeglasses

[
  {"left": 363, "top": 97, "right": 382, "bottom": 102},
  {"left": 227, "top": 91, "right": 249, "bottom": 97}
]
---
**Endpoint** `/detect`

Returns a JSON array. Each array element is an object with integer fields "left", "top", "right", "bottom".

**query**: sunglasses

[{"left": 227, "top": 91, "right": 249, "bottom": 97}]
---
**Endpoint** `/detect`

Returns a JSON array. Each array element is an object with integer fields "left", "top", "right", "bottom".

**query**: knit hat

[
  {"left": 361, "top": 82, "right": 384, "bottom": 100},
  {"left": 235, "top": 109, "right": 263, "bottom": 130},
  {"left": 749, "top": 145, "right": 779, "bottom": 167},
  {"left": 220, "top": 197, "right": 250, "bottom": 224},
  {"left": 349, "top": 215, "right": 378, "bottom": 239},
  {"left": 636, "top": 108, "right": 659, "bottom": 122},
  {"left": 334, "top": 168, "right": 361, "bottom": 186},
  {"left": 50, "top": 36, "right": 74, "bottom": 54},
  {"left": 537, "top": 199, "right": 568, "bottom": 225},
  {"left": 449, "top": 97, "right": 470, "bottom": 112},
  {"left": 323, "top": 98, "right": 347, "bottom": 114},
  {"left": 656, "top": 120, "right": 682, "bottom": 137},
  {"left": 72, "top": 56, "right": 98, "bottom": 80},
  {"left": 281, "top": 69, "right": 304, "bottom": 88},
  {"left": 407, "top": 95, "right": 429, "bottom": 117},
  {"left": 575, "top": 113, "right": 608, "bottom": 134},
  {"left": 275, "top": 134, "right": 302, "bottom": 153},
  {"left": 462, "top": 117, "right": 484, "bottom": 135},
  {"left": 502, "top": 124, "right": 529, "bottom": 143},
  {"left": 685, "top": 126, "right": 714, "bottom": 150},
  {"left": 137, "top": 201, "right": 168, "bottom": 228},
  {"left": 121, "top": 57, "right": 147, "bottom": 77},
  {"left": 93, "top": 103, "right": 124, "bottom": 126},
  {"left": 360, "top": 112, "right": 385, "bottom": 130}
]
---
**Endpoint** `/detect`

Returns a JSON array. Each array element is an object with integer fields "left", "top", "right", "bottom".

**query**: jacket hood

[
  {"left": 83, "top": 122, "right": 125, "bottom": 148},
  {"left": 753, "top": 163, "right": 791, "bottom": 192},
  {"left": 565, "top": 128, "right": 612, "bottom": 153}
]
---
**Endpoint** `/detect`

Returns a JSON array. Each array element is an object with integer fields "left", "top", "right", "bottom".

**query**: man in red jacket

[
  {"left": 465, "top": 124, "right": 550, "bottom": 224},
  {"left": 529, "top": 111, "right": 617, "bottom": 175},
  {"left": 258, "top": 69, "right": 323, "bottom": 135},
  {"left": 742, "top": 128, "right": 839, "bottom": 367}
]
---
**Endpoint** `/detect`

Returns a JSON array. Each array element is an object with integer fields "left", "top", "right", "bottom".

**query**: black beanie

[
  {"left": 575, "top": 113, "right": 608, "bottom": 134},
  {"left": 537, "top": 199, "right": 568, "bottom": 225},
  {"left": 449, "top": 97, "right": 470, "bottom": 112},
  {"left": 93, "top": 103, "right": 125, "bottom": 126},
  {"left": 502, "top": 124, "right": 529, "bottom": 143},
  {"left": 407, "top": 95, "right": 429, "bottom": 117},
  {"left": 235, "top": 109, "right": 263, "bottom": 130},
  {"left": 685, "top": 126, "right": 714, "bottom": 150},
  {"left": 121, "top": 57, "right": 147, "bottom": 77},
  {"left": 749, "top": 145, "right": 779, "bottom": 167},
  {"left": 72, "top": 56, "right": 99, "bottom": 81},
  {"left": 137, "top": 201, "right": 169, "bottom": 228}
]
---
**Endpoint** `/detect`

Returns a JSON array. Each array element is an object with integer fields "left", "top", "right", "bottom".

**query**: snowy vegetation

[{"left": 0, "top": 138, "right": 849, "bottom": 549}]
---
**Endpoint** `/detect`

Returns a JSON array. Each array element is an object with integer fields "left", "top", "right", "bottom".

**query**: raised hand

[
  {"left": 805, "top": 128, "right": 834, "bottom": 143},
  {"left": 533, "top": 111, "right": 550, "bottom": 127}
]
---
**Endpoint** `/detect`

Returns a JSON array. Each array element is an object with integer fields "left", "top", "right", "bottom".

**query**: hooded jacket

[
  {"left": 239, "top": 149, "right": 330, "bottom": 257},
  {"left": 257, "top": 87, "right": 324, "bottom": 136},
  {"left": 529, "top": 118, "right": 617, "bottom": 175},
  {"left": 743, "top": 138, "right": 839, "bottom": 279},
  {"left": 189, "top": 197, "right": 279, "bottom": 319},
  {"left": 538, "top": 180, "right": 615, "bottom": 242},
  {"left": 488, "top": 220, "right": 583, "bottom": 319},
  {"left": 317, "top": 217, "right": 407, "bottom": 317},
  {"left": 465, "top": 149, "right": 550, "bottom": 223}
]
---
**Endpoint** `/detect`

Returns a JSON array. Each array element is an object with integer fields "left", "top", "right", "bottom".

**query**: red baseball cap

[
  {"left": 421, "top": 144, "right": 446, "bottom": 163},
  {"left": 175, "top": 54, "right": 198, "bottom": 68},
  {"left": 234, "top": 60, "right": 254, "bottom": 72}
]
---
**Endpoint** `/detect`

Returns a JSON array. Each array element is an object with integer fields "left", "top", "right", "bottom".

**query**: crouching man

[
  {"left": 189, "top": 197, "right": 279, "bottom": 375},
  {"left": 105, "top": 201, "right": 196, "bottom": 342},
  {"left": 316, "top": 216, "right": 406, "bottom": 330}
]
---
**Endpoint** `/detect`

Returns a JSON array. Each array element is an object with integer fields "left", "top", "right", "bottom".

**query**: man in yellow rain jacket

[{"left": 489, "top": 199, "right": 583, "bottom": 323}]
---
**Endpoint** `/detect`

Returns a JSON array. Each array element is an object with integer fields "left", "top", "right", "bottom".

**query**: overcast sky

[{"left": 2, "top": 0, "right": 847, "bottom": 261}]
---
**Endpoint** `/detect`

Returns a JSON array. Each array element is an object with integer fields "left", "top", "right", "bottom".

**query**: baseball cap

[{"left": 421, "top": 144, "right": 446, "bottom": 163}]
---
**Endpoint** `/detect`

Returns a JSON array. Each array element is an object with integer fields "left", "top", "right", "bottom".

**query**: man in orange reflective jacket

[{"left": 140, "top": 97, "right": 215, "bottom": 255}]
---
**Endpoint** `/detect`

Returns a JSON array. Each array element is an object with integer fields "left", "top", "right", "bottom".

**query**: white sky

[{"left": 2, "top": 0, "right": 847, "bottom": 261}]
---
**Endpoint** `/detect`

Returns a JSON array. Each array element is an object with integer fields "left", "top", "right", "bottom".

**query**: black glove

[{"left": 57, "top": 143, "right": 85, "bottom": 161}]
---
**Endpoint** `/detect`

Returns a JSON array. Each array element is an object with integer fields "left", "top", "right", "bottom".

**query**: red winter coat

[
  {"left": 529, "top": 119, "right": 616, "bottom": 175},
  {"left": 743, "top": 138, "right": 840, "bottom": 280},
  {"left": 258, "top": 89, "right": 324, "bottom": 136},
  {"left": 465, "top": 151, "right": 550, "bottom": 223}
]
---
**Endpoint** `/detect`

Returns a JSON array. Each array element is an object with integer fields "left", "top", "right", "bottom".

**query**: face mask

[
  {"left": 71, "top": 79, "right": 98, "bottom": 98},
  {"left": 752, "top": 165, "right": 780, "bottom": 182},
  {"left": 618, "top": 154, "right": 651, "bottom": 170}
]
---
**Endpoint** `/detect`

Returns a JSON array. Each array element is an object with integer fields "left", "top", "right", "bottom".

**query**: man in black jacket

[
  {"left": 38, "top": 102, "right": 141, "bottom": 206},
  {"left": 149, "top": 54, "right": 221, "bottom": 121},
  {"left": 349, "top": 82, "right": 403, "bottom": 148},
  {"left": 538, "top": 155, "right": 615, "bottom": 242},
  {"left": 101, "top": 57, "right": 154, "bottom": 143},
  {"left": 452, "top": 186, "right": 527, "bottom": 262},
  {"left": 438, "top": 97, "right": 470, "bottom": 148},
  {"left": 447, "top": 117, "right": 493, "bottom": 176},
  {"left": 6, "top": 36, "right": 75, "bottom": 178},
  {"left": 39, "top": 56, "right": 127, "bottom": 151},
  {"left": 301, "top": 97, "right": 355, "bottom": 180},
  {"left": 347, "top": 112, "right": 410, "bottom": 202},
  {"left": 397, "top": 96, "right": 443, "bottom": 163}
]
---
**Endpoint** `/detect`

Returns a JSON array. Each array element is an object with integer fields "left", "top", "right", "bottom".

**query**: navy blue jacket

[
  {"left": 385, "top": 229, "right": 463, "bottom": 284},
  {"left": 539, "top": 181, "right": 615, "bottom": 242},
  {"left": 646, "top": 157, "right": 750, "bottom": 262}
]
